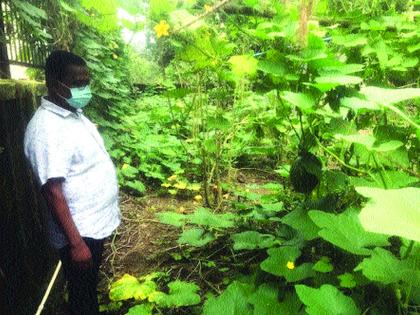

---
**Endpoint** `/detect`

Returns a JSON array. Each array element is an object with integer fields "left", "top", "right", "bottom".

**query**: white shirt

[{"left": 24, "top": 97, "right": 121, "bottom": 248}]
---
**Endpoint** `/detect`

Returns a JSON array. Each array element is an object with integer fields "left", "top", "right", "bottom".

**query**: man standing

[{"left": 24, "top": 50, "right": 121, "bottom": 314}]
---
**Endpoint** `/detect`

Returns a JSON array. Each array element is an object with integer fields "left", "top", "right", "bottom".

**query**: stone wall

[{"left": 0, "top": 80, "right": 57, "bottom": 314}]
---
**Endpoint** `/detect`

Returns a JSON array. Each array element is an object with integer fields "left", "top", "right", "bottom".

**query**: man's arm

[{"left": 41, "top": 178, "right": 92, "bottom": 269}]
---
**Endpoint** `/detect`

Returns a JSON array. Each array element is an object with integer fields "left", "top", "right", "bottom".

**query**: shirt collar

[{"left": 40, "top": 96, "right": 83, "bottom": 118}]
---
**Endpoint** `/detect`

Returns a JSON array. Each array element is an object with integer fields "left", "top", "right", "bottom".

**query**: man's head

[{"left": 45, "top": 50, "right": 90, "bottom": 101}]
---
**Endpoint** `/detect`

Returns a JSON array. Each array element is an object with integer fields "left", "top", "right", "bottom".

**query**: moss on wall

[{"left": 0, "top": 79, "right": 55, "bottom": 315}]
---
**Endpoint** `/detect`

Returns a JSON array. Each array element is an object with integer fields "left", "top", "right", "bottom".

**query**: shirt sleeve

[{"left": 25, "top": 130, "right": 73, "bottom": 187}]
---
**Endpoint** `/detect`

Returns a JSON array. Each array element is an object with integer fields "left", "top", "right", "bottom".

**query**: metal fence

[{"left": 0, "top": 0, "right": 50, "bottom": 71}]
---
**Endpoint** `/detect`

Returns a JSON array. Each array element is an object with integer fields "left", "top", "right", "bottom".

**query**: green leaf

[
  {"left": 335, "top": 134, "right": 376, "bottom": 149},
  {"left": 354, "top": 248, "right": 420, "bottom": 285},
  {"left": 295, "top": 284, "right": 360, "bottom": 315},
  {"left": 318, "top": 64, "right": 364, "bottom": 76},
  {"left": 332, "top": 34, "right": 368, "bottom": 47},
  {"left": 340, "top": 97, "right": 380, "bottom": 112},
  {"left": 150, "top": 281, "right": 200, "bottom": 307},
  {"left": 308, "top": 208, "right": 389, "bottom": 255},
  {"left": 281, "top": 207, "right": 320, "bottom": 241},
  {"left": 260, "top": 247, "right": 315, "bottom": 282},
  {"left": 281, "top": 92, "right": 315, "bottom": 113},
  {"left": 207, "top": 115, "right": 231, "bottom": 131},
  {"left": 248, "top": 285, "right": 302, "bottom": 315},
  {"left": 109, "top": 274, "right": 157, "bottom": 301},
  {"left": 257, "top": 60, "right": 286, "bottom": 77},
  {"left": 187, "top": 207, "right": 236, "bottom": 228},
  {"left": 203, "top": 281, "right": 254, "bottom": 315},
  {"left": 260, "top": 202, "right": 284, "bottom": 213},
  {"left": 356, "top": 187, "right": 420, "bottom": 242},
  {"left": 312, "top": 75, "right": 363, "bottom": 92},
  {"left": 231, "top": 231, "right": 276, "bottom": 250},
  {"left": 338, "top": 273, "right": 357, "bottom": 289},
  {"left": 229, "top": 55, "right": 258, "bottom": 77},
  {"left": 126, "top": 180, "right": 146, "bottom": 193},
  {"left": 178, "top": 228, "right": 215, "bottom": 247},
  {"left": 157, "top": 212, "right": 186, "bottom": 227},
  {"left": 360, "top": 86, "right": 420, "bottom": 105},
  {"left": 13, "top": 0, "right": 47, "bottom": 19},
  {"left": 313, "top": 257, "right": 333, "bottom": 273},
  {"left": 350, "top": 171, "right": 418, "bottom": 189},
  {"left": 121, "top": 164, "right": 139, "bottom": 178},
  {"left": 126, "top": 304, "right": 153, "bottom": 315}
]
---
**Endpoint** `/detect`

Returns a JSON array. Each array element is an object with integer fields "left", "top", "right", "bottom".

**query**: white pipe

[{"left": 34, "top": 260, "right": 62, "bottom": 315}]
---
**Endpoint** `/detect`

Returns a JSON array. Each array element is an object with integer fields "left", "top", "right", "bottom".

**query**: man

[{"left": 24, "top": 50, "right": 121, "bottom": 314}]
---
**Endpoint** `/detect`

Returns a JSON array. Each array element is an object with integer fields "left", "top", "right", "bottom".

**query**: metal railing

[{"left": 0, "top": 0, "right": 50, "bottom": 73}]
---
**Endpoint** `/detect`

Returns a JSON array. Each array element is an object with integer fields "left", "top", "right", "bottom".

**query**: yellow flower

[
  {"left": 204, "top": 4, "right": 213, "bottom": 13},
  {"left": 161, "top": 183, "right": 171, "bottom": 188},
  {"left": 286, "top": 261, "right": 295, "bottom": 270},
  {"left": 194, "top": 195, "right": 203, "bottom": 202},
  {"left": 122, "top": 163, "right": 129, "bottom": 170},
  {"left": 154, "top": 20, "right": 170, "bottom": 38}
]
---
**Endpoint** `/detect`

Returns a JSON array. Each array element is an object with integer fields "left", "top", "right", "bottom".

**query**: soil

[{"left": 98, "top": 168, "right": 282, "bottom": 295}]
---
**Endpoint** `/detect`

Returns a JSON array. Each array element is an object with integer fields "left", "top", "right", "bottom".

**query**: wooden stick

[{"left": 34, "top": 261, "right": 62, "bottom": 315}]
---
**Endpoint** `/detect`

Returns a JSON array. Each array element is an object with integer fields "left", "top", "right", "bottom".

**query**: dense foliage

[{"left": 10, "top": 0, "right": 420, "bottom": 314}]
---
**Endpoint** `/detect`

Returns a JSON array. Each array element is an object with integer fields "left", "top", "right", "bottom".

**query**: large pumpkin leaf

[
  {"left": 126, "top": 304, "right": 153, "bottom": 315},
  {"left": 349, "top": 171, "right": 418, "bottom": 189},
  {"left": 109, "top": 274, "right": 158, "bottom": 302},
  {"left": 187, "top": 207, "right": 236, "bottom": 228},
  {"left": 231, "top": 231, "right": 276, "bottom": 250},
  {"left": 354, "top": 247, "right": 420, "bottom": 286},
  {"left": 260, "top": 247, "right": 315, "bottom": 282},
  {"left": 295, "top": 284, "right": 360, "bottom": 315},
  {"left": 203, "top": 281, "right": 254, "bottom": 315},
  {"left": 150, "top": 280, "right": 200, "bottom": 307},
  {"left": 248, "top": 285, "right": 303, "bottom": 315},
  {"left": 356, "top": 187, "right": 420, "bottom": 242},
  {"left": 178, "top": 228, "right": 215, "bottom": 247},
  {"left": 281, "top": 207, "right": 320, "bottom": 240},
  {"left": 308, "top": 208, "right": 389, "bottom": 255}
]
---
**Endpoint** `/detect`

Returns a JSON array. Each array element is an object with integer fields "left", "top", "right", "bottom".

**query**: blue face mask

[{"left": 58, "top": 81, "right": 92, "bottom": 109}]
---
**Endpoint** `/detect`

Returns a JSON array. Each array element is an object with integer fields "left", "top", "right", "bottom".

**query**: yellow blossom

[
  {"left": 286, "top": 261, "right": 295, "bottom": 270},
  {"left": 161, "top": 183, "right": 171, "bottom": 188},
  {"left": 204, "top": 4, "right": 213, "bottom": 13},
  {"left": 194, "top": 195, "right": 203, "bottom": 202},
  {"left": 154, "top": 20, "right": 170, "bottom": 38},
  {"left": 122, "top": 163, "right": 129, "bottom": 170}
]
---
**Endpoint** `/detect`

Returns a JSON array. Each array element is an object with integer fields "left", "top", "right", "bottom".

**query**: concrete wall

[{"left": 0, "top": 80, "right": 57, "bottom": 314}]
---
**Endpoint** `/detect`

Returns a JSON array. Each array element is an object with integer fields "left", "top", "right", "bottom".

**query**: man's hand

[
  {"left": 70, "top": 240, "right": 93, "bottom": 270},
  {"left": 42, "top": 178, "right": 93, "bottom": 269}
]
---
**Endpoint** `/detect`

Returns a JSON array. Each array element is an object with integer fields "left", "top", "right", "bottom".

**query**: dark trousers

[{"left": 59, "top": 237, "right": 105, "bottom": 315}]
